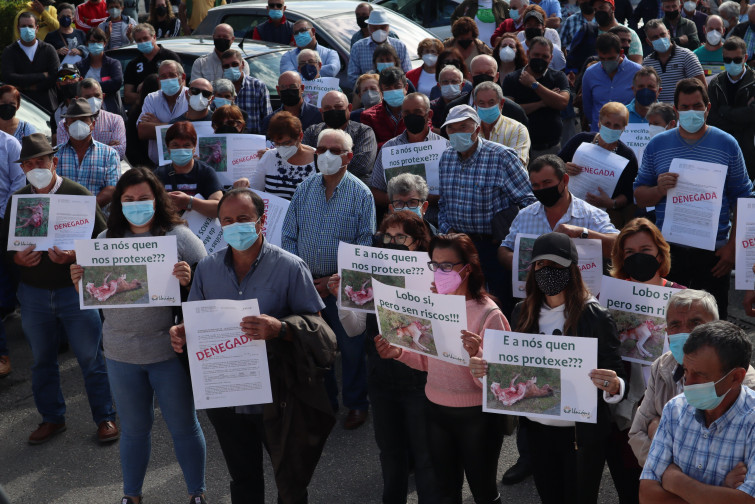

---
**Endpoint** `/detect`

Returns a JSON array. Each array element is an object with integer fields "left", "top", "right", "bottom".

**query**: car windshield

[
  {"left": 246, "top": 52, "right": 285, "bottom": 98},
  {"left": 379, "top": 0, "right": 457, "bottom": 28}
]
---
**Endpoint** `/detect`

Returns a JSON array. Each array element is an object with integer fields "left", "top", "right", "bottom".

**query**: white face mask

[
  {"left": 499, "top": 46, "right": 516, "bottom": 62},
  {"left": 189, "top": 93, "right": 209, "bottom": 111},
  {"left": 317, "top": 149, "right": 344, "bottom": 175},
  {"left": 705, "top": 29, "right": 722, "bottom": 46},
  {"left": 27, "top": 167, "right": 53, "bottom": 189},
  {"left": 422, "top": 53, "right": 438, "bottom": 66},
  {"left": 68, "top": 120, "right": 91, "bottom": 141},
  {"left": 86, "top": 97, "right": 102, "bottom": 114},
  {"left": 371, "top": 29, "right": 389, "bottom": 43},
  {"left": 276, "top": 144, "right": 298, "bottom": 161},
  {"left": 684, "top": 1, "right": 696, "bottom": 11},
  {"left": 648, "top": 124, "right": 667, "bottom": 138}
]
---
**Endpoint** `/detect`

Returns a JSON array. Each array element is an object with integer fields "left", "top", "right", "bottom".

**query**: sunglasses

[
  {"left": 315, "top": 147, "right": 348, "bottom": 155},
  {"left": 723, "top": 57, "right": 744, "bottom": 64},
  {"left": 58, "top": 74, "right": 80, "bottom": 82},
  {"left": 189, "top": 87, "right": 213, "bottom": 98},
  {"left": 427, "top": 261, "right": 465, "bottom": 272},
  {"left": 268, "top": 3, "right": 283, "bottom": 7}
]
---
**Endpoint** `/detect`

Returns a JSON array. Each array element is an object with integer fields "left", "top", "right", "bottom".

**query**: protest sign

[
  {"left": 251, "top": 189, "right": 289, "bottom": 248},
  {"left": 196, "top": 133, "right": 267, "bottom": 186},
  {"left": 74, "top": 236, "right": 180, "bottom": 309},
  {"left": 183, "top": 299, "right": 273, "bottom": 409},
  {"left": 482, "top": 329, "right": 598, "bottom": 423},
  {"left": 156, "top": 121, "right": 214, "bottom": 166},
  {"left": 512, "top": 234, "right": 602, "bottom": 298},
  {"left": 661, "top": 158, "right": 726, "bottom": 251},
  {"left": 599, "top": 275, "right": 674, "bottom": 364},
  {"left": 337, "top": 242, "right": 433, "bottom": 313},
  {"left": 373, "top": 279, "right": 468, "bottom": 365},
  {"left": 735, "top": 198, "right": 755, "bottom": 290},
  {"left": 568, "top": 143, "right": 628, "bottom": 202},
  {"left": 302, "top": 77, "right": 340, "bottom": 107},
  {"left": 7, "top": 194, "right": 96, "bottom": 252},
  {"left": 184, "top": 209, "right": 227, "bottom": 255},
  {"left": 381, "top": 140, "right": 446, "bottom": 195},
  {"left": 620, "top": 123, "right": 651, "bottom": 166}
]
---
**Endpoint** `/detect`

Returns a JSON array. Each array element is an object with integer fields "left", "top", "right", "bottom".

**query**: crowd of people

[{"left": 3, "top": 0, "right": 755, "bottom": 503}]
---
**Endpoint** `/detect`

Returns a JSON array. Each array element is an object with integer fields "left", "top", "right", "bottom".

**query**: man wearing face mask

[
  {"left": 302, "top": 91, "right": 377, "bottom": 183},
  {"left": 639, "top": 320, "right": 755, "bottom": 502},
  {"left": 173, "top": 77, "right": 215, "bottom": 123},
  {"left": 694, "top": 15, "right": 726, "bottom": 67},
  {"left": 261, "top": 71, "right": 322, "bottom": 134},
  {"left": 626, "top": 67, "right": 662, "bottom": 123},
  {"left": 385, "top": 173, "right": 441, "bottom": 236},
  {"left": 51, "top": 64, "right": 82, "bottom": 144},
  {"left": 219, "top": 49, "right": 272, "bottom": 135},
  {"left": 297, "top": 49, "right": 323, "bottom": 82},
  {"left": 474, "top": 81, "right": 531, "bottom": 165},
  {"left": 123, "top": 23, "right": 180, "bottom": 106},
  {"left": 13, "top": 0, "right": 59, "bottom": 42},
  {"left": 519, "top": 10, "right": 567, "bottom": 70},
  {"left": 96, "top": 0, "right": 135, "bottom": 49},
  {"left": 645, "top": 102, "right": 677, "bottom": 139},
  {"left": 581, "top": 33, "right": 641, "bottom": 132},
  {"left": 190, "top": 24, "right": 249, "bottom": 82},
  {"left": 361, "top": 67, "right": 409, "bottom": 147},
  {"left": 350, "top": 2, "right": 399, "bottom": 48},
  {"left": 682, "top": 0, "right": 708, "bottom": 40},
  {"left": 560, "top": 0, "right": 597, "bottom": 51},
  {"left": 283, "top": 128, "right": 376, "bottom": 430},
  {"left": 708, "top": 36, "right": 755, "bottom": 179},
  {"left": 280, "top": 20, "right": 341, "bottom": 78},
  {"left": 1, "top": 133, "right": 117, "bottom": 445},
  {"left": 348, "top": 9, "right": 411, "bottom": 88},
  {"left": 249, "top": 0, "right": 294, "bottom": 44},
  {"left": 642, "top": 19, "right": 706, "bottom": 103},
  {"left": 661, "top": 0, "right": 701, "bottom": 50},
  {"left": 727, "top": 4, "right": 755, "bottom": 66},
  {"left": 75, "top": 0, "right": 108, "bottom": 33},
  {"left": 635, "top": 78, "right": 754, "bottom": 319}
]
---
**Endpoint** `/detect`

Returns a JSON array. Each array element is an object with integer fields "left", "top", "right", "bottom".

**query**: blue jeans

[
  {"left": 106, "top": 357, "right": 206, "bottom": 497},
  {"left": 321, "top": 294, "right": 369, "bottom": 411},
  {"left": 17, "top": 283, "right": 114, "bottom": 424}
]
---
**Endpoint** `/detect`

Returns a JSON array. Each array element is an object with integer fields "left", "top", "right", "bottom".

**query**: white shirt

[
  {"left": 417, "top": 69, "right": 437, "bottom": 97},
  {"left": 138, "top": 88, "right": 189, "bottom": 163},
  {"left": 191, "top": 50, "right": 250, "bottom": 83},
  {"left": 517, "top": 27, "right": 562, "bottom": 48},
  {"left": 19, "top": 40, "right": 38, "bottom": 61},
  {"left": 476, "top": 0, "right": 497, "bottom": 48}
]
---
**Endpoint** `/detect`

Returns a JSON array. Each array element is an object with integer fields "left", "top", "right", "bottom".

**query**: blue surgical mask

[
  {"left": 599, "top": 124, "right": 623, "bottom": 143},
  {"left": 725, "top": 61, "right": 744, "bottom": 78},
  {"left": 683, "top": 368, "right": 734, "bottom": 410},
  {"left": 161, "top": 77, "right": 181, "bottom": 96},
  {"left": 652, "top": 37, "right": 671, "bottom": 53},
  {"left": 122, "top": 200, "right": 155, "bottom": 226},
  {"left": 635, "top": 87, "right": 657, "bottom": 106},
  {"left": 294, "top": 30, "right": 312, "bottom": 48},
  {"left": 510, "top": 9, "right": 520, "bottom": 20},
  {"left": 170, "top": 148, "right": 194, "bottom": 166},
  {"left": 383, "top": 88, "right": 404, "bottom": 107},
  {"left": 222, "top": 221, "right": 260, "bottom": 251},
  {"left": 214, "top": 97, "right": 232, "bottom": 108},
  {"left": 137, "top": 40, "right": 154, "bottom": 54},
  {"left": 268, "top": 8, "right": 283, "bottom": 19},
  {"left": 223, "top": 66, "right": 242, "bottom": 82},
  {"left": 403, "top": 206, "right": 423, "bottom": 218},
  {"left": 601, "top": 58, "right": 619, "bottom": 74},
  {"left": 678, "top": 109, "right": 706, "bottom": 133},
  {"left": 477, "top": 104, "right": 501, "bottom": 124},
  {"left": 20, "top": 27, "right": 36, "bottom": 43},
  {"left": 441, "top": 84, "right": 462, "bottom": 100},
  {"left": 376, "top": 62, "right": 394, "bottom": 72},
  {"left": 668, "top": 332, "right": 689, "bottom": 364},
  {"left": 88, "top": 42, "right": 104, "bottom": 55},
  {"left": 449, "top": 132, "right": 476, "bottom": 152}
]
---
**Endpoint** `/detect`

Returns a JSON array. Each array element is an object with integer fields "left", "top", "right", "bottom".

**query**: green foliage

[
  {"left": 0, "top": 1, "right": 28, "bottom": 59},
  {"left": 486, "top": 364, "right": 561, "bottom": 416}
]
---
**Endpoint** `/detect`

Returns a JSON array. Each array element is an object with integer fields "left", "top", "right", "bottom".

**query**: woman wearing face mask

[
  {"left": 407, "top": 38, "right": 446, "bottom": 97},
  {"left": 250, "top": 112, "right": 314, "bottom": 199},
  {"left": 558, "top": 102, "right": 638, "bottom": 229},
  {"left": 44, "top": 3, "right": 88, "bottom": 61},
  {"left": 154, "top": 121, "right": 223, "bottom": 218},
  {"left": 443, "top": 17, "right": 492, "bottom": 70},
  {"left": 350, "top": 73, "right": 381, "bottom": 122},
  {"left": 371, "top": 45, "right": 419, "bottom": 95},
  {"left": 75, "top": 27, "right": 125, "bottom": 117},
  {"left": 471, "top": 232, "right": 626, "bottom": 504},
  {"left": 428, "top": 49, "right": 473, "bottom": 100},
  {"left": 375, "top": 233, "right": 510, "bottom": 504},
  {"left": 490, "top": 0, "right": 529, "bottom": 47},
  {"left": 147, "top": 0, "right": 181, "bottom": 39},
  {"left": 493, "top": 34, "right": 528, "bottom": 84},
  {"left": 70, "top": 167, "right": 208, "bottom": 504},
  {"left": 0, "top": 85, "right": 38, "bottom": 143},
  {"left": 211, "top": 104, "right": 247, "bottom": 134},
  {"left": 452, "top": 0, "right": 512, "bottom": 48}
]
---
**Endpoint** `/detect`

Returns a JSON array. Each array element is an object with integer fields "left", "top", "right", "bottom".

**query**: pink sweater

[{"left": 397, "top": 297, "right": 509, "bottom": 407}]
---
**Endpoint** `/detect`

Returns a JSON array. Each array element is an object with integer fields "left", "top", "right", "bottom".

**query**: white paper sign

[
  {"left": 302, "top": 77, "right": 340, "bottom": 107},
  {"left": 7, "top": 194, "right": 97, "bottom": 251},
  {"left": 735, "top": 198, "right": 755, "bottom": 290},
  {"left": 183, "top": 299, "right": 273, "bottom": 410},
  {"left": 373, "top": 279, "right": 469, "bottom": 365},
  {"left": 512, "top": 234, "right": 602, "bottom": 298},
  {"left": 196, "top": 133, "right": 267, "bottom": 186},
  {"left": 599, "top": 275, "right": 675, "bottom": 364},
  {"left": 251, "top": 189, "right": 289, "bottom": 248},
  {"left": 661, "top": 158, "right": 726, "bottom": 251},
  {"left": 156, "top": 121, "right": 214, "bottom": 166},
  {"left": 337, "top": 242, "right": 433, "bottom": 313},
  {"left": 184, "top": 209, "right": 227, "bottom": 255},
  {"left": 568, "top": 143, "right": 628, "bottom": 201},
  {"left": 482, "top": 329, "right": 598, "bottom": 423},
  {"left": 620, "top": 123, "right": 651, "bottom": 166},
  {"left": 75, "top": 236, "right": 180, "bottom": 309},
  {"left": 381, "top": 140, "right": 446, "bottom": 195}
]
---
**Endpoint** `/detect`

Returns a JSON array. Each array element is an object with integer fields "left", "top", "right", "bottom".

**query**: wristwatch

[
  {"left": 278, "top": 320, "right": 287, "bottom": 339},
  {"left": 187, "top": 196, "right": 194, "bottom": 211},
  {"left": 531, "top": 81, "right": 540, "bottom": 90},
  {"left": 580, "top": 227, "right": 589, "bottom": 239}
]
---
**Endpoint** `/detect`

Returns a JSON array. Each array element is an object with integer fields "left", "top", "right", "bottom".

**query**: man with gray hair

[
  {"left": 283, "top": 128, "right": 376, "bottom": 430},
  {"left": 297, "top": 48, "right": 322, "bottom": 80},
  {"left": 261, "top": 71, "right": 322, "bottom": 133},
  {"left": 220, "top": 49, "right": 272, "bottom": 134},
  {"left": 387, "top": 173, "right": 438, "bottom": 235},
  {"left": 474, "top": 80, "right": 530, "bottom": 165},
  {"left": 718, "top": 0, "right": 742, "bottom": 39},
  {"left": 281, "top": 19, "right": 341, "bottom": 77},
  {"left": 192, "top": 24, "right": 250, "bottom": 82},
  {"left": 123, "top": 22, "right": 180, "bottom": 105}
]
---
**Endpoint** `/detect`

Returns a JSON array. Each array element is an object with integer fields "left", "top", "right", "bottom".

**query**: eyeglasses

[
  {"left": 58, "top": 74, "right": 80, "bottom": 82},
  {"left": 382, "top": 233, "right": 413, "bottom": 245},
  {"left": 221, "top": 61, "right": 241, "bottom": 69},
  {"left": 315, "top": 147, "right": 348, "bottom": 155},
  {"left": 723, "top": 57, "right": 744, "bottom": 64},
  {"left": 427, "top": 261, "right": 465, "bottom": 272},
  {"left": 189, "top": 87, "right": 213, "bottom": 98},
  {"left": 391, "top": 198, "right": 423, "bottom": 209}
]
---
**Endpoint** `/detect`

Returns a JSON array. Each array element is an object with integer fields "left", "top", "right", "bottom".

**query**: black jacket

[
  {"left": 511, "top": 299, "right": 627, "bottom": 445},
  {"left": 663, "top": 16, "right": 700, "bottom": 51},
  {"left": 1, "top": 40, "right": 60, "bottom": 113},
  {"left": 730, "top": 22, "right": 755, "bottom": 61}
]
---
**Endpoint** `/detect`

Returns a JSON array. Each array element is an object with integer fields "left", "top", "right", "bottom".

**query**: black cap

[
  {"left": 523, "top": 10, "right": 545, "bottom": 24},
  {"left": 530, "top": 232, "right": 578, "bottom": 267},
  {"left": 58, "top": 63, "right": 79, "bottom": 76}
]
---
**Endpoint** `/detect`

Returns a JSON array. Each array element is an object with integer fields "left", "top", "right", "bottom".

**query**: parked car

[
  {"left": 1, "top": 85, "right": 53, "bottom": 143},
  {"left": 374, "top": 0, "right": 461, "bottom": 40}
]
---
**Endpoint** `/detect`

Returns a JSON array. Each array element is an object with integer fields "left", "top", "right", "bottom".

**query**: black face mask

[
  {"left": 216, "top": 124, "right": 240, "bottom": 134},
  {"left": 457, "top": 38, "right": 474, "bottom": 49},
  {"left": 623, "top": 253, "right": 661, "bottom": 282},
  {"left": 621, "top": 45, "right": 631, "bottom": 55},
  {"left": 665, "top": 9, "right": 680, "bottom": 19},
  {"left": 525, "top": 27, "right": 542, "bottom": 40},
  {"left": 528, "top": 57, "right": 548, "bottom": 74},
  {"left": 280, "top": 88, "right": 301, "bottom": 106},
  {"left": 532, "top": 183, "right": 563, "bottom": 207},
  {"left": 213, "top": 38, "right": 232, "bottom": 53},
  {"left": 594, "top": 10, "right": 612, "bottom": 26},
  {"left": 579, "top": 2, "right": 594, "bottom": 15},
  {"left": 60, "top": 15, "right": 73, "bottom": 27},
  {"left": 472, "top": 73, "right": 494, "bottom": 87},
  {"left": 535, "top": 266, "right": 571, "bottom": 296},
  {"left": 300, "top": 64, "right": 318, "bottom": 81},
  {"left": 156, "top": 5, "right": 168, "bottom": 16},
  {"left": 0, "top": 103, "right": 16, "bottom": 121},
  {"left": 356, "top": 15, "right": 369, "bottom": 28},
  {"left": 404, "top": 113, "right": 426, "bottom": 134},
  {"left": 60, "top": 84, "right": 77, "bottom": 100},
  {"left": 323, "top": 109, "right": 347, "bottom": 128}
]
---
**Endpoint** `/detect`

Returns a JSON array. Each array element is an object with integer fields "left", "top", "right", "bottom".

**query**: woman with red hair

[{"left": 0, "top": 85, "right": 37, "bottom": 142}]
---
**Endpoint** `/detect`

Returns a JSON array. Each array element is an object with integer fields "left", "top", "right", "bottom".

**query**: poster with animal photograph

[
  {"left": 74, "top": 236, "right": 180, "bottom": 309},
  {"left": 155, "top": 121, "right": 214, "bottom": 166},
  {"left": 337, "top": 242, "right": 434, "bottom": 313},
  {"left": 195, "top": 133, "right": 266, "bottom": 186},
  {"left": 7, "top": 194, "right": 97, "bottom": 251},
  {"left": 302, "top": 77, "right": 340, "bottom": 107},
  {"left": 735, "top": 198, "right": 755, "bottom": 290},
  {"left": 380, "top": 140, "right": 446, "bottom": 195},
  {"left": 482, "top": 329, "right": 598, "bottom": 423},
  {"left": 373, "top": 279, "right": 469, "bottom": 365},
  {"left": 599, "top": 276, "right": 675, "bottom": 364}
]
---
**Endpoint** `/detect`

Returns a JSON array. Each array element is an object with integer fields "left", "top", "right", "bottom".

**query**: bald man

[
  {"left": 174, "top": 77, "right": 215, "bottom": 122},
  {"left": 261, "top": 71, "right": 323, "bottom": 133},
  {"left": 192, "top": 24, "right": 250, "bottom": 82},
  {"left": 280, "top": 19, "right": 341, "bottom": 77}
]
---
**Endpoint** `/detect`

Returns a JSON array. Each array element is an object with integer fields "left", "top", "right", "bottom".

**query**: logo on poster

[
  {"left": 151, "top": 295, "right": 176, "bottom": 302},
  {"left": 563, "top": 405, "right": 592, "bottom": 419}
]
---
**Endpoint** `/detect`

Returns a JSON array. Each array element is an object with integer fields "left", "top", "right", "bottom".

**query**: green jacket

[{"left": 452, "top": 0, "right": 510, "bottom": 27}]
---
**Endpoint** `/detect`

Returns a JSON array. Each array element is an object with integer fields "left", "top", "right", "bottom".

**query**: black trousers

[
  {"left": 427, "top": 402, "right": 504, "bottom": 504},
  {"left": 605, "top": 424, "right": 641, "bottom": 504},
  {"left": 668, "top": 244, "right": 730, "bottom": 319}
]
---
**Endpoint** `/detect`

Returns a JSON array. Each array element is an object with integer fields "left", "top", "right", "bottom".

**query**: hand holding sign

[{"left": 374, "top": 334, "right": 403, "bottom": 360}]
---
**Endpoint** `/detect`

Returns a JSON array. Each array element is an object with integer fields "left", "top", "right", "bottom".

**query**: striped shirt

[
  {"left": 347, "top": 37, "right": 412, "bottom": 88},
  {"left": 57, "top": 109, "right": 127, "bottom": 160},
  {"left": 235, "top": 75, "right": 273, "bottom": 135},
  {"left": 485, "top": 113, "right": 531, "bottom": 166},
  {"left": 643, "top": 45, "right": 704, "bottom": 103},
  {"left": 641, "top": 386, "right": 755, "bottom": 496},
  {"left": 56, "top": 139, "right": 120, "bottom": 196},
  {"left": 250, "top": 148, "right": 315, "bottom": 200},
  {"left": 282, "top": 171, "right": 376, "bottom": 277},
  {"left": 438, "top": 138, "right": 536, "bottom": 234},
  {"left": 369, "top": 130, "right": 449, "bottom": 192}
]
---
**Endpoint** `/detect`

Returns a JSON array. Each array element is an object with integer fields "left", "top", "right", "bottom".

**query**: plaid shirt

[
  {"left": 438, "top": 138, "right": 536, "bottom": 234},
  {"left": 57, "top": 109, "right": 127, "bottom": 160},
  {"left": 347, "top": 37, "right": 412, "bottom": 88},
  {"left": 56, "top": 140, "right": 120, "bottom": 196},
  {"left": 302, "top": 121, "right": 377, "bottom": 184},
  {"left": 235, "top": 75, "right": 273, "bottom": 135},
  {"left": 559, "top": 13, "right": 595, "bottom": 50},
  {"left": 641, "top": 387, "right": 755, "bottom": 496},
  {"left": 370, "top": 130, "right": 449, "bottom": 192},
  {"left": 282, "top": 171, "right": 375, "bottom": 277}
]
